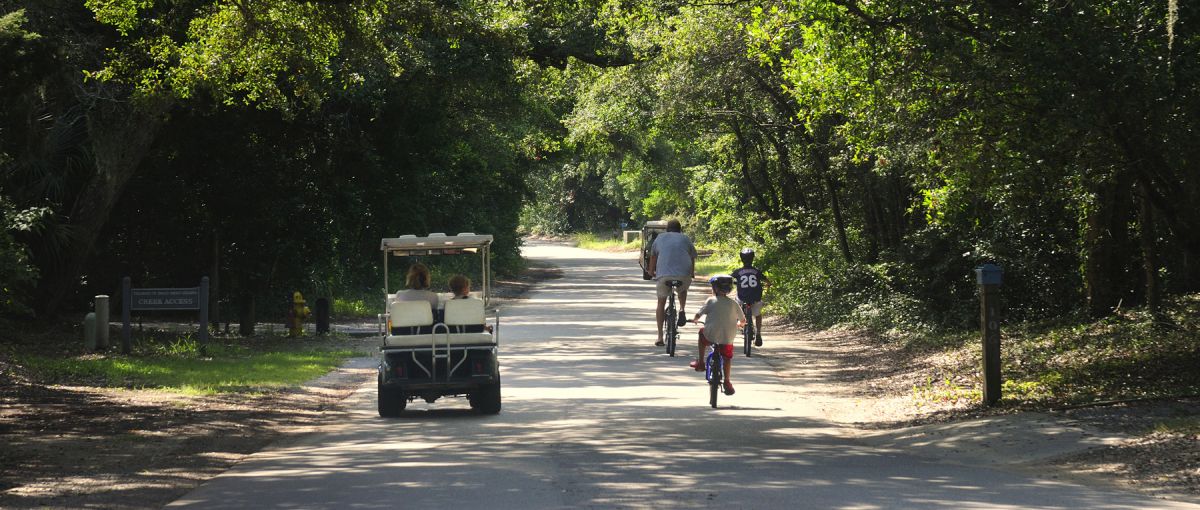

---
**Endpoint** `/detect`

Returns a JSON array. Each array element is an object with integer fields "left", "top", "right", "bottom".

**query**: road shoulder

[{"left": 754, "top": 316, "right": 1200, "bottom": 504}]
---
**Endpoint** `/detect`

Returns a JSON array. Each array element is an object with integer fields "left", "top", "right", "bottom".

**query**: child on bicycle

[
  {"left": 731, "top": 248, "right": 769, "bottom": 346},
  {"left": 688, "top": 275, "right": 746, "bottom": 395}
]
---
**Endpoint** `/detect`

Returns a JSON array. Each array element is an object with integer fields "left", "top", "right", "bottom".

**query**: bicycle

[
  {"left": 663, "top": 279, "right": 683, "bottom": 357},
  {"left": 695, "top": 320, "right": 732, "bottom": 408},
  {"left": 742, "top": 302, "right": 755, "bottom": 357}
]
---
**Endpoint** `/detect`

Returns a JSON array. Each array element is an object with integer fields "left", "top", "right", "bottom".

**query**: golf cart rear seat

[{"left": 385, "top": 299, "right": 494, "bottom": 347}]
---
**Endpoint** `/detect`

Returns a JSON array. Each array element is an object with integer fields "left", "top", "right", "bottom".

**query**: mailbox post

[
  {"left": 975, "top": 263, "right": 1004, "bottom": 406},
  {"left": 315, "top": 297, "right": 330, "bottom": 335}
]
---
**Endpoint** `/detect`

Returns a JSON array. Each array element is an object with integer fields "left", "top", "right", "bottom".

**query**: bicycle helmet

[
  {"left": 739, "top": 248, "right": 755, "bottom": 265},
  {"left": 709, "top": 274, "right": 734, "bottom": 293}
]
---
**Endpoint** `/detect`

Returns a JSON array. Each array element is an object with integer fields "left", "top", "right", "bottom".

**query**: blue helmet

[{"left": 709, "top": 274, "right": 734, "bottom": 293}]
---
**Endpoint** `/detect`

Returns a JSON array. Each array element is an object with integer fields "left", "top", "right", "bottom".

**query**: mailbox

[{"left": 975, "top": 263, "right": 1003, "bottom": 286}]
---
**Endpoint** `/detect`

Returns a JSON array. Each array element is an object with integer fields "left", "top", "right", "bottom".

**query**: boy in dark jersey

[{"left": 730, "top": 248, "right": 769, "bottom": 346}]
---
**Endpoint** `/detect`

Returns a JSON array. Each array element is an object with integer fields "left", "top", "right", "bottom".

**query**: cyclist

[
  {"left": 687, "top": 275, "right": 746, "bottom": 395},
  {"left": 731, "top": 248, "right": 769, "bottom": 346},
  {"left": 648, "top": 219, "right": 697, "bottom": 347}
]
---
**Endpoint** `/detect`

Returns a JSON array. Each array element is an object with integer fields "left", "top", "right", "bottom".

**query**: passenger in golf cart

[
  {"left": 376, "top": 233, "right": 501, "bottom": 417},
  {"left": 448, "top": 274, "right": 492, "bottom": 333}
]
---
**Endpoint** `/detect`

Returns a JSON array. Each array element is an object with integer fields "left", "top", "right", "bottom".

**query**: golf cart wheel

[
  {"left": 470, "top": 378, "right": 502, "bottom": 415},
  {"left": 378, "top": 377, "right": 407, "bottom": 417}
]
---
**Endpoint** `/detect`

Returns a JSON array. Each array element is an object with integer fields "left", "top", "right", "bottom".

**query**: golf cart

[
  {"left": 376, "top": 233, "right": 501, "bottom": 416},
  {"left": 639, "top": 220, "right": 668, "bottom": 280}
]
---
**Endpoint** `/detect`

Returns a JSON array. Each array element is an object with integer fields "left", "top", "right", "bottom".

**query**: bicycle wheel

[
  {"left": 665, "top": 299, "right": 677, "bottom": 357},
  {"left": 707, "top": 351, "right": 721, "bottom": 408},
  {"left": 743, "top": 322, "right": 753, "bottom": 357}
]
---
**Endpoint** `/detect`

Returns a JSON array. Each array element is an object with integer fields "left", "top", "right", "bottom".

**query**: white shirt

[
  {"left": 395, "top": 289, "right": 439, "bottom": 312},
  {"left": 696, "top": 295, "right": 745, "bottom": 344}
]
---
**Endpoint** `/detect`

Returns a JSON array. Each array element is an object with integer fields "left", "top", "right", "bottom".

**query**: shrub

[{"left": 0, "top": 196, "right": 47, "bottom": 318}]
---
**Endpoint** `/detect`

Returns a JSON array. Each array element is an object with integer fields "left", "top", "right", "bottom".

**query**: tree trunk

[
  {"left": 1112, "top": 124, "right": 1200, "bottom": 292},
  {"left": 238, "top": 292, "right": 256, "bottom": 336},
  {"left": 41, "top": 97, "right": 170, "bottom": 316},
  {"left": 1138, "top": 184, "right": 1163, "bottom": 322},
  {"left": 745, "top": 68, "right": 811, "bottom": 211},
  {"left": 768, "top": 128, "right": 809, "bottom": 211},
  {"left": 209, "top": 230, "right": 221, "bottom": 330},
  {"left": 855, "top": 162, "right": 883, "bottom": 263},
  {"left": 802, "top": 128, "right": 853, "bottom": 263},
  {"left": 729, "top": 117, "right": 779, "bottom": 218},
  {"left": 1083, "top": 171, "right": 1136, "bottom": 317},
  {"left": 823, "top": 170, "right": 853, "bottom": 263}
]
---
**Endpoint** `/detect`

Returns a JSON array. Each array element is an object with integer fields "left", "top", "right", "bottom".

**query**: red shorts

[
  {"left": 714, "top": 343, "right": 734, "bottom": 359},
  {"left": 699, "top": 328, "right": 734, "bottom": 359}
]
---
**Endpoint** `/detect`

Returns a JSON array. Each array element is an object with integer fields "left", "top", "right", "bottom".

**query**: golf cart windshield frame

[{"left": 380, "top": 233, "right": 495, "bottom": 307}]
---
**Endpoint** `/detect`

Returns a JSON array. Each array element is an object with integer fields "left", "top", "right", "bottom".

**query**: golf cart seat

[
  {"left": 384, "top": 299, "right": 433, "bottom": 347},
  {"left": 442, "top": 298, "right": 492, "bottom": 341},
  {"left": 384, "top": 297, "right": 495, "bottom": 347}
]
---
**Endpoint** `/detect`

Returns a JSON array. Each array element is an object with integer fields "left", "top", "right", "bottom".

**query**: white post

[
  {"left": 95, "top": 295, "right": 110, "bottom": 349},
  {"left": 84, "top": 312, "right": 97, "bottom": 351}
]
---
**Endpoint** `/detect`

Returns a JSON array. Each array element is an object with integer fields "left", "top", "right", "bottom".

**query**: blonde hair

[
  {"left": 448, "top": 274, "right": 470, "bottom": 296},
  {"left": 405, "top": 263, "right": 431, "bottom": 290}
]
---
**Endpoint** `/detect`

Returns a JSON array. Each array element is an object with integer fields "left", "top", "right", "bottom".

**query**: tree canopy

[{"left": 2, "top": 0, "right": 1196, "bottom": 334}]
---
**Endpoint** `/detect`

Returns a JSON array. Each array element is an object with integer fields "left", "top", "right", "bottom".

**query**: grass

[
  {"left": 574, "top": 232, "right": 640, "bottom": 252},
  {"left": 11, "top": 330, "right": 357, "bottom": 395},
  {"left": 333, "top": 298, "right": 374, "bottom": 319},
  {"left": 1154, "top": 417, "right": 1200, "bottom": 435},
  {"left": 695, "top": 252, "right": 739, "bottom": 278}
]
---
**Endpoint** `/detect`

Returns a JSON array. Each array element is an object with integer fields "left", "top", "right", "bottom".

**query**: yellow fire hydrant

[{"left": 288, "top": 291, "right": 310, "bottom": 337}]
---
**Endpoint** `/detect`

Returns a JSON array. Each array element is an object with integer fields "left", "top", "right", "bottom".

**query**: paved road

[{"left": 169, "top": 242, "right": 1198, "bottom": 509}]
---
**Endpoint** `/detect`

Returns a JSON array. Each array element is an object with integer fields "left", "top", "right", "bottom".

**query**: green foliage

[
  {"left": 332, "top": 298, "right": 372, "bottom": 319},
  {"left": 5, "top": 0, "right": 1200, "bottom": 350},
  {"left": 912, "top": 376, "right": 979, "bottom": 407},
  {"left": 694, "top": 252, "right": 736, "bottom": 278},
  {"left": 520, "top": 198, "right": 572, "bottom": 236},
  {"left": 1002, "top": 299, "right": 1200, "bottom": 403},
  {"left": 898, "top": 295, "right": 1199, "bottom": 409},
  {"left": 1154, "top": 417, "right": 1200, "bottom": 435},
  {"left": 574, "top": 232, "right": 638, "bottom": 252},
  {"left": 0, "top": 195, "right": 46, "bottom": 317},
  {"left": 4, "top": 0, "right": 539, "bottom": 319},
  {"left": 527, "top": 0, "right": 1200, "bottom": 339},
  {"left": 0, "top": 10, "right": 50, "bottom": 317},
  {"left": 153, "top": 334, "right": 204, "bottom": 357}
]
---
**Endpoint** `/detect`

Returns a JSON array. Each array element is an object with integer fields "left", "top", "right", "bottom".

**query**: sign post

[
  {"left": 975, "top": 264, "right": 1004, "bottom": 406},
  {"left": 122, "top": 277, "right": 131, "bottom": 354},
  {"left": 122, "top": 277, "right": 210, "bottom": 354}
]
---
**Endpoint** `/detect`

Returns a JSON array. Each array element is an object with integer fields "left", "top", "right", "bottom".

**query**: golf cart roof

[
  {"left": 380, "top": 233, "right": 494, "bottom": 255},
  {"left": 643, "top": 220, "right": 668, "bottom": 230}
]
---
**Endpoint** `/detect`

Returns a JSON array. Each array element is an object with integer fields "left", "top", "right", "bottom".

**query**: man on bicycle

[
  {"left": 731, "top": 248, "right": 769, "bottom": 346},
  {"left": 648, "top": 219, "right": 697, "bottom": 347},
  {"left": 688, "top": 275, "right": 746, "bottom": 395}
]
